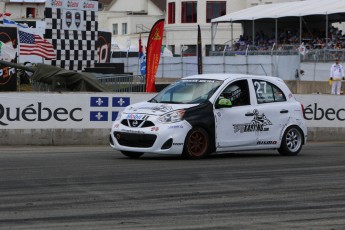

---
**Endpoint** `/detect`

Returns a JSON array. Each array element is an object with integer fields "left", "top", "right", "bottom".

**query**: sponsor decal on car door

[
  {"left": 215, "top": 106, "right": 258, "bottom": 148},
  {"left": 215, "top": 79, "right": 257, "bottom": 148}
]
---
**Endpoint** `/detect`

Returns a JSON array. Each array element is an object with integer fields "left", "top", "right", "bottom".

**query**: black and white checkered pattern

[{"left": 44, "top": 7, "right": 98, "bottom": 71}]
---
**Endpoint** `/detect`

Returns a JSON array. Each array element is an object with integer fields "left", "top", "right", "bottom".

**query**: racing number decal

[{"left": 254, "top": 81, "right": 267, "bottom": 94}]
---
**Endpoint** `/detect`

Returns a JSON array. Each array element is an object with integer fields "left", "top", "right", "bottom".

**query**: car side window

[
  {"left": 253, "top": 80, "right": 286, "bottom": 104},
  {"left": 221, "top": 80, "right": 250, "bottom": 107}
]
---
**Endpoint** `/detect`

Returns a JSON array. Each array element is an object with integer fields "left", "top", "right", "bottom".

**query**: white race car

[{"left": 110, "top": 74, "right": 307, "bottom": 159}]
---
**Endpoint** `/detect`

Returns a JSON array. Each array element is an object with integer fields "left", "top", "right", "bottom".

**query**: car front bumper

[{"left": 110, "top": 119, "right": 192, "bottom": 155}]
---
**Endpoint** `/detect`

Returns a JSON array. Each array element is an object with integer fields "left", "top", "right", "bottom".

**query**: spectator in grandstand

[
  {"left": 330, "top": 59, "right": 345, "bottom": 95},
  {"left": 228, "top": 25, "right": 345, "bottom": 53}
]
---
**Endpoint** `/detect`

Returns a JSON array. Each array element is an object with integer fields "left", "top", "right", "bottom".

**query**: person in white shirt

[{"left": 330, "top": 59, "right": 345, "bottom": 95}]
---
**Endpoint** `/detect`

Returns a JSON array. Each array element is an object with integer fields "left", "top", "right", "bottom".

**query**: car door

[
  {"left": 251, "top": 79, "right": 291, "bottom": 144},
  {"left": 215, "top": 79, "right": 258, "bottom": 148}
]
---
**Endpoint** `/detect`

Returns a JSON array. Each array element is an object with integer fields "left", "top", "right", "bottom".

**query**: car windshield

[{"left": 150, "top": 79, "right": 223, "bottom": 104}]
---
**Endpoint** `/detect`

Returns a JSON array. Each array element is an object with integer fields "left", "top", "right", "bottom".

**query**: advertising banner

[
  {"left": 45, "top": 0, "right": 98, "bottom": 11},
  {"left": 64, "top": 0, "right": 81, "bottom": 10},
  {"left": 1, "top": 93, "right": 345, "bottom": 130},
  {"left": 81, "top": 1, "right": 98, "bottom": 11},
  {"left": 296, "top": 94, "right": 345, "bottom": 127},
  {"left": 145, "top": 19, "right": 164, "bottom": 92},
  {"left": 45, "top": 0, "right": 64, "bottom": 8},
  {"left": 62, "top": 9, "right": 84, "bottom": 31},
  {"left": 0, "top": 26, "right": 18, "bottom": 91},
  {"left": 97, "top": 31, "right": 111, "bottom": 63},
  {"left": 0, "top": 93, "right": 153, "bottom": 129}
]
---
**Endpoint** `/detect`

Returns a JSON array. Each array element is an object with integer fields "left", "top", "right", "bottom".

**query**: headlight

[
  {"left": 115, "top": 111, "right": 122, "bottom": 121},
  {"left": 158, "top": 110, "right": 185, "bottom": 123}
]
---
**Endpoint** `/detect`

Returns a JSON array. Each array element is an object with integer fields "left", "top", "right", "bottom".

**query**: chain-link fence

[
  {"left": 27, "top": 47, "right": 345, "bottom": 93},
  {"left": 301, "top": 49, "right": 345, "bottom": 62}
]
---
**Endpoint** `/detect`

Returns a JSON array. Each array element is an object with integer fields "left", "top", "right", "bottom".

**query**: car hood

[{"left": 123, "top": 101, "right": 198, "bottom": 116}]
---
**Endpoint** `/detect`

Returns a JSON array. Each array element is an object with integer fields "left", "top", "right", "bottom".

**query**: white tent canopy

[
  {"left": 210, "top": 0, "right": 345, "bottom": 51},
  {"left": 211, "top": 0, "right": 345, "bottom": 22}
]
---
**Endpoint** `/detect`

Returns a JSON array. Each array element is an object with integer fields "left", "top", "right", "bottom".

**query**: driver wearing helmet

[{"left": 221, "top": 83, "right": 249, "bottom": 106}]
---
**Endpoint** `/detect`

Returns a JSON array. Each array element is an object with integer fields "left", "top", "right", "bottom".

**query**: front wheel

[
  {"left": 278, "top": 126, "right": 303, "bottom": 156},
  {"left": 121, "top": 151, "right": 144, "bottom": 158},
  {"left": 182, "top": 127, "right": 210, "bottom": 159}
]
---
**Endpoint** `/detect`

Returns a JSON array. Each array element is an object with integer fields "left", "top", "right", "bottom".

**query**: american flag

[{"left": 19, "top": 31, "right": 56, "bottom": 60}]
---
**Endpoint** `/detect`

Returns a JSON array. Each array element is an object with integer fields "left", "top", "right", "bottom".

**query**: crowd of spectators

[{"left": 226, "top": 26, "right": 345, "bottom": 52}]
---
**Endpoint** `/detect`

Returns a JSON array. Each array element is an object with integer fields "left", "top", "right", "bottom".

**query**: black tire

[
  {"left": 278, "top": 126, "right": 303, "bottom": 156},
  {"left": 182, "top": 127, "right": 210, "bottom": 159},
  {"left": 121, "top": 151, "right": 144, "bottom": 158}
]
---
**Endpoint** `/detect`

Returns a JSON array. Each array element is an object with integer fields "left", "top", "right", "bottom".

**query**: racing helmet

[{"left": 225, "top": 84, "right": 242, "bottom": 102}]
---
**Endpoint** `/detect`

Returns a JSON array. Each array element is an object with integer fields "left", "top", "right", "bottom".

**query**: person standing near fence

[{"left": 329, "top": 59, "right": 345, "bottom": 95}]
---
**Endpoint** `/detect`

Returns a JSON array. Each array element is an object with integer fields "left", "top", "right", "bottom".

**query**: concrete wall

[
  {"left": 0, "top": 129, "right": 109, "bottom": 145},
  {"left": 285, "top": 81, "right": 331, "bottom": 95}
]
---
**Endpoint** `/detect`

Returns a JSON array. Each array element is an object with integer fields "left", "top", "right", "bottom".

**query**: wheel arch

[
  {"left": 183, "top": 102, "right": 216, "bottom": 153},
  {"left": 281, "top": 123, "right": 305, "bottom": 145},
  {"left": 188, "top": 123, "right": 216, "bottom": 153}
]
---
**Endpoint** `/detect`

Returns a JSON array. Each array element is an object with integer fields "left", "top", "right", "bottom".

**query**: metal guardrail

[
  {"left": 210, "top": 50, "right": 299, "bottom": 56},
  {"left": 31, "top": 74, "right": 146, "bottom": 92},
  {"left": 210, "top": 46, "right": 345, "bottom": 62},
  {"left": 95, "top": 74, "right": 146, "bottom": 92},
  {"left": 31, "top": 77, "right": 68, "bottom": 92}
]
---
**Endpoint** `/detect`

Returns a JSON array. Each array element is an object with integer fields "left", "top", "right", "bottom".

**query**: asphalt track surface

[{"left": 1, "top": 143, "right": 345, "bottom": 230}]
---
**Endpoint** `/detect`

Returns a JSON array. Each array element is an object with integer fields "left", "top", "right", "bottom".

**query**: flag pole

[
  {"left": 197, "top": 24, "right": 202, "bottom": 74},
  {"left": 137, "top": 33, "right": 141, "bottom": 75}
]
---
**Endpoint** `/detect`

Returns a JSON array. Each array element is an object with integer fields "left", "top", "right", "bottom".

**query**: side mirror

[{"left": 215, "top": 98, "right": 232, "bottom": 109}]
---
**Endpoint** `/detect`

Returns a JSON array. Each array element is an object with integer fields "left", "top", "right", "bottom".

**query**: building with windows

[
  {"left": 166, "top": 0, "right": 245, "bottom": 56},
  {"left": 0, "top": 0, "right": 309, "bottom": 56},
  {"left": 165, "top": 0, "right": 306, "bottom": 56},
  {"left": 99, "top": 0, "right": 247, "bottom": 56},
  {"left": 98, "top": 0, "right": 166, "bottom": 52},
  {"left": 0, "top": 0, "right": 45, "bottom": 20},
  {"left": 98, "top": 0, "right": 303, "bottom": 56}
]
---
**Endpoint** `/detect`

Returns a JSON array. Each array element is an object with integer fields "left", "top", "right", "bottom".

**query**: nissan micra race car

[{"left": 110, "top": 74, "right": 307, "bottom": 159}]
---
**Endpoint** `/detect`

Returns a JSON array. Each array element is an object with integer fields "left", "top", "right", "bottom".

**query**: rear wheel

[
  {"left": 182, "top": 127, "right": 210, "bottom": 159},
  {"left": 278, "top": 126, "right": 303, "bottom": 156},
  {"left": 121, "top": 151, "right": 144, "bottom": 158}
]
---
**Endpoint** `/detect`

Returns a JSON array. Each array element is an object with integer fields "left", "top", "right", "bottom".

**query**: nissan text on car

[{"left": 110, "top": 74, "right": 307, "bottom": 159}]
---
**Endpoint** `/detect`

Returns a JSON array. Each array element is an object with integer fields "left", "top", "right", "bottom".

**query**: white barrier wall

[
  {"left": 112, "top": 55, "right": 300, "bottom": 80},
  {"left": 0, "top": 92, "right": 344, "bottom": 144},
  {"left": 0, "top": 93, "right": 154, "bottom": 130},
  {"left": 295, "top": 95, "right": 345, "bottom": 128}
]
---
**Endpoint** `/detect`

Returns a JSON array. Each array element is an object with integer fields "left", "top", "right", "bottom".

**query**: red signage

[{"left": 145, "top": 19, "right": 164, "bottom": 93}]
